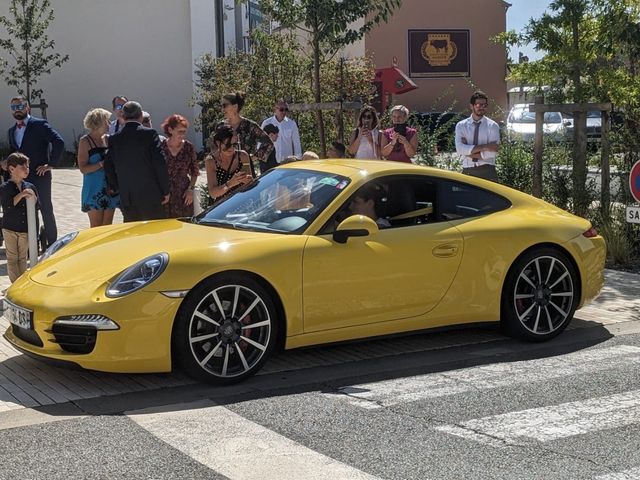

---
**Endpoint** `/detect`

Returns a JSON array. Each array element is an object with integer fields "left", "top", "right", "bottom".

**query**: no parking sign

[{"left": 628, "top": 160, "right": 640, "bottom": 223}]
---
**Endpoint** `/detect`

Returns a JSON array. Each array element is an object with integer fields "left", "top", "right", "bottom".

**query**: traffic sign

[
  {"left": 630, "top": 160, "right": 640, "bottom": 203},
  {"left": 628, "top": 206, "right": 640, "bottom": 224}
]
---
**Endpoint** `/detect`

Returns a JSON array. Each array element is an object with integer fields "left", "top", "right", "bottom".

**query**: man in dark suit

[
  {"left": 104, "top": 101, "right": 170, "bottom": 222},
  {"left": 7, "top": 96, "right": 64, "bottom": 248}
]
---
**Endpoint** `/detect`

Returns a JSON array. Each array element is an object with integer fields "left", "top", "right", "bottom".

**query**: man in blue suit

[{"left": 7, "top": 96, "right": 64, "bottom": 248}]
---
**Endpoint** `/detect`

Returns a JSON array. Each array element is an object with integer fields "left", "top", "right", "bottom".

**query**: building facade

[
  {"left": 364, "top": 0, "right": 509, "bottom": 117},
  {"left": 0, "top": 0, "right": 508, "bottom": 152},
  {"left": 0, "top": 0, "right": 258, "bottom": 151}
]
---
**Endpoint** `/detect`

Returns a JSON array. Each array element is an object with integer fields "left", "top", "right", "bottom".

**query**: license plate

[{"left": 4, "top": 300, "right": 33, "bottom": 330}]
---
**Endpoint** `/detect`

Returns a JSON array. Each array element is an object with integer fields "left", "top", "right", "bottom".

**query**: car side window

[
  {"left": 438, "top": 180, "right": 511, "bottom": 220},
  {"left": 318, "top": 176, "right": 440, "bottom": 234}
]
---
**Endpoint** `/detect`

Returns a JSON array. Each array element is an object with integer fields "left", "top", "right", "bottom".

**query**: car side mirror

[
  {"left": 333, "top": 215, "right": 379, "bottom": 244},
  {"left": 563, "top": 120, "right": 572, "bottom": 127}
]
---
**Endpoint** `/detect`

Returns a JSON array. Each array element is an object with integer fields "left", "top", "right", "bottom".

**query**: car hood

[{"left": 29, "top": 219, "right": 274, "bottom": 287}]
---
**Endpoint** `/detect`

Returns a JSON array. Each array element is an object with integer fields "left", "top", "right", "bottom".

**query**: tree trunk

[{"left": 312, "top": 29, "right": 326, "bottom": 157}]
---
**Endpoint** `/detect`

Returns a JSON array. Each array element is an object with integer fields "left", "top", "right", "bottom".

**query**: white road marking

[
  {"left": 435, "top": 389, "right": 640, "bottom": 447},
  {"left": 329, "top": 345, "right": 640, "bottom": 409},
  {"left": 595, "top": 467, "right": 640, "bottom": 479},
  {"left": 128, "top": 401, "right": 381, "bottom": 480}
]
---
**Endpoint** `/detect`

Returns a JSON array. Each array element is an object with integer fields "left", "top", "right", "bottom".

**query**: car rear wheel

[
  {"left": 502, "top": 248, "right": 578, "bottom": 342},
  {"left": 173, "top": 274, "right": 278, "bottom": 384}
]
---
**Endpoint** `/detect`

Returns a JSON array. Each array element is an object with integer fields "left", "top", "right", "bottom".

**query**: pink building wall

[{"left": 366, "top": 0, "right": 509, "bottom": 118}]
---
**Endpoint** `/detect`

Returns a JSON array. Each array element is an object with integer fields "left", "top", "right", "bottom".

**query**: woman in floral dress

[
  {"left": 217, "top": 91, "right": 273, "bottom": 177},
  {"left": 160, "top": 114, "right": 199, "bottom": 218}
]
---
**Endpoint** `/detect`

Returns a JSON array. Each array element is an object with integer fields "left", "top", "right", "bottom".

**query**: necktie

[
  {"left": 472, "top": 121, "right": 481, "bottom": 146},
  {"left": 17, "top": 121, "right": 25, "bottom": 129}
]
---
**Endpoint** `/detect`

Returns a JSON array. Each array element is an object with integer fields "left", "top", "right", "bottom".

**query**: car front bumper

[{"left": 3, "top": 278, "right": 184, "bottom": 373}]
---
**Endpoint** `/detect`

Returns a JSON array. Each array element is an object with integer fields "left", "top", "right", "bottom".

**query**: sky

[{"left": 506, "top": 0, "right": 553, "bottom": 61}]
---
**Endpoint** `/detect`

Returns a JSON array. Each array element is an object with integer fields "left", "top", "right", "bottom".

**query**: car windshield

[
  {"left": 193, "top": 168, "right": 350, "bottom": 234},
  {"left": 509, "top": 108, "right": 562, "bottom": 124}
]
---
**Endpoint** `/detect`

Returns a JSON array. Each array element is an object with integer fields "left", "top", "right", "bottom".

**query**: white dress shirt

[
  {"left": 14, "top": 115, "right": 31, "bottom": 148},
  {"left": 108, "top": 119, "right": 123, "bottom": 135},
  {"left": 455, "top": 115, "right": 500, "bottom": 168},
  {"left": 261, "top": 115, "right": 302, "bottom": 162}
]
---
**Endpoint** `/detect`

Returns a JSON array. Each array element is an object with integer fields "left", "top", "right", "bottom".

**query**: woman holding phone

[
  {"left": 381, "top": 105, "right": 418, "bottom": 163},
  {"left": 348, "top": 105, "right": 382, "bottom": 159}
]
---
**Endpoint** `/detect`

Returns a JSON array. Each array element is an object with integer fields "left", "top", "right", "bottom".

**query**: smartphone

[
  {"left": 393, "top": 123, "right": 407, "bottom": 137},
  {"left": 362, "top": 118, "right": 372, "bottom": 130}
]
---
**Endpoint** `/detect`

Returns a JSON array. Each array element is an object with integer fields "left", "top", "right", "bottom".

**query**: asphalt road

[{"left": 1, "top": 322, "right": 640, "bottom": 480}]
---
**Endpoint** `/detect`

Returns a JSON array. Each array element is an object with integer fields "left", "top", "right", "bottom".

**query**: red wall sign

[{"left": 630, "top": 160, "right": 640, "bottom": 203}]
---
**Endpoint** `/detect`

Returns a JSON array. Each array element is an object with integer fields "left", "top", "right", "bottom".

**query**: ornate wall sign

[{"left": 408, "top": 29, "right": 470, "bottom": 78}]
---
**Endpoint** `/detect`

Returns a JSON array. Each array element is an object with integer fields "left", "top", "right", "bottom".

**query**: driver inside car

[{"left": 348, "top": 183, "right": 390, "bottom": 229}]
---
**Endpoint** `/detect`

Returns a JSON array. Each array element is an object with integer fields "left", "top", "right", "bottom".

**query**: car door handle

[{"left": 432, "top": 244, "right": 459, "bottom": 258}]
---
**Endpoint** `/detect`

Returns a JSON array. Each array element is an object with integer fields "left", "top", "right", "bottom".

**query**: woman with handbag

[{"left": 78, "top": 108, "right": 120, "bottom": 227}]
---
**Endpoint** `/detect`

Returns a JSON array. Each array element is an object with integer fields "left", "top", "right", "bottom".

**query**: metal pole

[
  {"left": 26, "top": 196, "right": 38, "bottom": 267},
  {"left": 532, "top": 95, "right": 544, "bottom": 198},
  {"left": 600, "top": 110, "right": 611, "bottom": 218}
]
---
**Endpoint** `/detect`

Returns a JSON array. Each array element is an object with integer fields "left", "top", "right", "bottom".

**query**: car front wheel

[
  {"left": 173, "top": 274, "right": 278, "bottom": 384},
  {"left": 502, "top": 248, "right": 578, "bottom": 342}
]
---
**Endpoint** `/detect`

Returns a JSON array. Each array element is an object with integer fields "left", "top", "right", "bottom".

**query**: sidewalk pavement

[{"left": 0, "top": 168, "right": 639, "bottom": 320}]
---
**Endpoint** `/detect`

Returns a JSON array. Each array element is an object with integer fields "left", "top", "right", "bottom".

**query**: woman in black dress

[{"left": 205, "top": 124, "right": 253, "bottom": 203}]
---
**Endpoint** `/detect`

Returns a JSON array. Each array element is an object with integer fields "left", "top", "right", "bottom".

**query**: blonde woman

[
  {"left": 381, "top": 105, "right": 418, "bottom": 163},
  {"left": 78, "top": 108, "right": 120, "bottom": 227}
]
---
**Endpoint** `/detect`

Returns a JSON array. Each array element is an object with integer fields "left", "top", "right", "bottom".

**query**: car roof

[{"left": 278, "top": 159, "right": 546, "bottom": 208}]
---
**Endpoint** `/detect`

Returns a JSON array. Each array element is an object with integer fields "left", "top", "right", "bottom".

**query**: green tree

[
  {"left": 496, "top": 0, "right": 640, "bottom": 265},
  {"left": 0, "top": 0, "right": 69, "bottom": 103},
  {"left": 192, "top": 30, "right": 375, "bottom": 154},
  {"left": 259, "top": 0, "right": 401, "bottom": 156}
]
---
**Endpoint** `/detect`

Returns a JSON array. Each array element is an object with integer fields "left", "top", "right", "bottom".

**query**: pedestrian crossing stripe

[
  {"left": 328, "top": 345, "right": 640, "bottom": 409},
  {"left": 128, "top": 401, "right": 382, "bottom": 480},
  {"left": 436, "top": 389, "right": 640, "bottom": 447},
  {"left": 595, "top": 467, "right": 640, "bottom": 479}
]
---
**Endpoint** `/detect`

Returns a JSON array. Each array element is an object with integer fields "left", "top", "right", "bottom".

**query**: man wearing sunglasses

[
  {"left": 108, "top": 95, "right": 128, "bottom": 135},
  {"left": 261, "top": 99, "right": 302, "bottom": 163},
  {"left": 7, "top": 96, "right": 64, "bottom": 249}
]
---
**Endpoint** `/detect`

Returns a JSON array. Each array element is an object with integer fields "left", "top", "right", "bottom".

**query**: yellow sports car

[{"left": 3, "top": 160, "right": 606, "bottom": 384}]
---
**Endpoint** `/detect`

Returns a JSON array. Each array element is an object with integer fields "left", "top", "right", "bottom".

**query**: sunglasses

[
  {"left": 362, "top": 114, "right": 373, "bottom": 119},
  {"left": 278, "top": 107, "right": 289, "bottom": 112},
  {"left": 114, "top": 104, "right": 124, "bottom": 110},
  {"left": 10, "top": 104, "right": 25, "bottom": 111}
]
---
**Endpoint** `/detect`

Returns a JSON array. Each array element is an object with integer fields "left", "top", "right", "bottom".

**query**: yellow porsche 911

[{"left": 3, "top": 160, "right": 605, "bottom": 384}]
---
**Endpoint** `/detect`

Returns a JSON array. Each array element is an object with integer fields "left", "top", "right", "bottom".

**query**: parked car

[
  {"left": 506, "top": 103, "right": 569, "bottom": 142},
  {"left": 563, "top": 110, "right": 626, "bottom": 143},
  {"left": 412, "top": 111, "right": 466, "bottom": 151},
  {"left": 4, "top": 160, "right": 605, "bottom": 384}
]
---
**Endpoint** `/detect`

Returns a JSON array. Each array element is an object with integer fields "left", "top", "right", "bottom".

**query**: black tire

[
  {"left": 501, "top": 247, "right": 579, "bottom": 342},
  {"left": 173, "top": 273, "right": 278, "bottom": 384}
]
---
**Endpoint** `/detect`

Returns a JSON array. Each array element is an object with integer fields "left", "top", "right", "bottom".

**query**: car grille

[
  {"left": 11, "top": 325, "right": 44, "bottom": 347},
  {"left": 46, "top": 324, "right": 97, "bottom": 354}
]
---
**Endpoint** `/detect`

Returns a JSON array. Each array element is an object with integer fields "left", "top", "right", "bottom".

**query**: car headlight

[
  {"left": 106, "top": 253, "right": 169, "bottom": 298},
  {"left": 41, "top": 231, "right": 78, "bottom": 261}
]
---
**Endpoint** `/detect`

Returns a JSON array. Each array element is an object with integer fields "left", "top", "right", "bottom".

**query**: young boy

[
  {"left": 327, "top": 141, "right": 346, "bottom": 158},
  {"left": 261, "top": 124, "right": 280, "bottom": 173},
  {"left": 0, "top": 153, "right": 38, "bottom": 282}
]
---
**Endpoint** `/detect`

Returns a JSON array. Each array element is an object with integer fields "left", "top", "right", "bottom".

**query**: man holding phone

[
  {"left": 381, "top": 105, "right": 418, "bottom": 163},
  {"left": 455, "top": 90, "right": 500, "bottom": 182}
]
